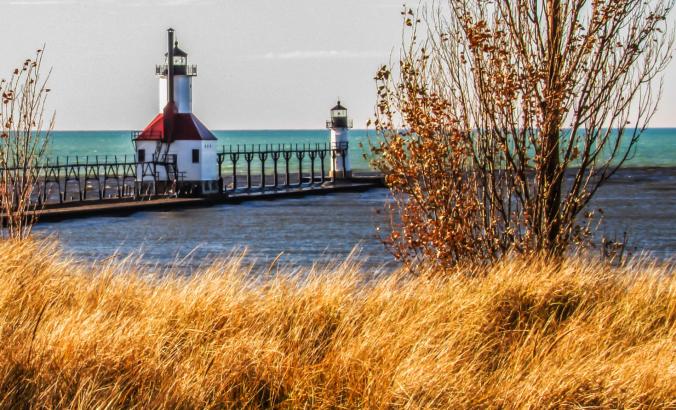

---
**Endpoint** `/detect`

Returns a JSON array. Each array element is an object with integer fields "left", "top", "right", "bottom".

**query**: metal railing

[
  {"left": 0, "top": 140, "right": 351, "bottom": 206},
  {"left": 155, "top": 64, "right": 198, "bottom": 76},
  {"left": 216, "top": 142, "right": 348, "bottom": 193},
  {"left": 0, "top": 155, "right": 180, "bottom": 205},
  {"left": 326, "top": 118, "right": 354, "bottom": 129}
]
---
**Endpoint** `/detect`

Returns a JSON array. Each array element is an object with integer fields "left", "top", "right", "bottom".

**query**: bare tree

[
  {"left": 372, "top": 0, "right": 673, "bottom": 267},
  {"left": 0, "top": 48, "right": 54, "bottom": 240}
]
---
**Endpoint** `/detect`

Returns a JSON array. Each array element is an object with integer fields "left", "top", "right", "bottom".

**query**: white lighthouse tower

[
  {"left": 134, "top": 28, "right": 219, "bottom": 195},
  {"left": 326, "top": 101, "right": 353, "bottom": 179},
  {"left": 157, "top": 38, "right": 193, "bottom": 114}
]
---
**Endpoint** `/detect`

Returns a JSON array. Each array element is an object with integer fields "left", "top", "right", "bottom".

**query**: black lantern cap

[
  {"left": 165, "top": 41, "right": 188, "bottom": 58},
  {"left": 331, "top": 100, "right": 347, "bottom": 111}
]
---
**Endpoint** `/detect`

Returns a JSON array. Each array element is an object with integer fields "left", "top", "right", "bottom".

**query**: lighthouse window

[
  {"left": 192, "top": 149, "right": 200, "bottom": 163},
  {"left": 138, "top": 149, "right": 146, "bottom": 162}
]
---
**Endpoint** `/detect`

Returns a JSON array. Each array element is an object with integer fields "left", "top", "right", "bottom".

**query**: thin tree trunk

[{"left": 543, "top": 0, "right": 563, "bottom": 251}]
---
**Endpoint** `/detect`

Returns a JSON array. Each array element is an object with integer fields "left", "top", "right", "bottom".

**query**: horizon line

[
  {"left": 47, "top": 126, "right": 676, "bottom": 132},
  {"left": 49, "top": 128, "right": 375, "bottom": 132}
]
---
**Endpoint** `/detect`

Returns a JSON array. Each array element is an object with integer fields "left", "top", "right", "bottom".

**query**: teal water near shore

[{"left": 46, "top": 128, "right": 676, "bottom": 169}]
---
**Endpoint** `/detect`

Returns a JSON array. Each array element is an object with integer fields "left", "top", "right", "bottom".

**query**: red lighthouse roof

[{"left": 135, "top": 113, "right": 217, "bottom": 141}]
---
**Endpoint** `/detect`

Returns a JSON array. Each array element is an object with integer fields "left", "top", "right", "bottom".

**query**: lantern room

[
  {"left": 168, "top": 43, "right": 187, "bottom": 66},
  {"left": 326, "top": 101, "right": 353, "bottom": 129},
  {"left": 157, "top": 41, "right": 195, "bottom": 76}
]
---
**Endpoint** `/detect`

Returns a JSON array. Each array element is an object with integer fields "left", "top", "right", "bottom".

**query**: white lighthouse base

[
  {"left": 330, "top": 128, "right": 352, "bottom": 180},
  {"left": 330, "top": 169, "right": 352, "bottom": 179},
  {"left": 135, "top": 140, "right": 220, "bottom": 195}
]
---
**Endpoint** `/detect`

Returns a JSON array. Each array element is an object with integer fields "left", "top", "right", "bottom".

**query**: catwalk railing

[
  {"left": 0, "top": 142, "right": 350, "bottom": 206},
  {"left": 216, "top": 142, "right": 348, "bottom": 193},
  {"left": 0, "top": 155, "right": 178, "bottom": 205}
]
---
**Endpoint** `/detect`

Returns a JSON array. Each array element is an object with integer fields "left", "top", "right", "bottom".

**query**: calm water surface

[
  {"left": 46, "top": 128, "right": 676, "bottom": 169},
  {"left": 31, "top": 130, "right": 676, "bottom": 269},
  {"left": 33, "top": 168, "right": 675, "bottom": 269},
  {"left": 35, "top": 189, "right": 395, "bottom": 271}
]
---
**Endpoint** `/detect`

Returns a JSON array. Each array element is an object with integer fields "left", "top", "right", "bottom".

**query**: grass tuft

[{"left": 0, "top": 240, "right": 673, "bottom": 408}]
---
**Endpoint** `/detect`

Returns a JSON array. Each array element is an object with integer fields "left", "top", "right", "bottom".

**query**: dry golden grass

[{"left": 0, "top": 239, "right": 673, "bottom": 409}]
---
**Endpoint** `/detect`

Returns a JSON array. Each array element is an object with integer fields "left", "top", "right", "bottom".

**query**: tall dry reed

[{"left": 0, "top": 240, "right": 673, "bottom": 408}]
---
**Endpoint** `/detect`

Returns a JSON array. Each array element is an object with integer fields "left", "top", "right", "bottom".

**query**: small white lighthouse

[
  {"left": 134, "top": 28, "right": 219, "bottom": 195},
  {"left": 326, "top": 101, "right": 353, "bottom": 179}
]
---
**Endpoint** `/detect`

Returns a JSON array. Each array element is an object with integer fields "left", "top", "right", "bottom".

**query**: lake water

[
  {"left": 44, "top": 128, "right": 676, "bottom": 169},
  {"left": 32, "top": 129, "right": 676, "bottom": 269}
]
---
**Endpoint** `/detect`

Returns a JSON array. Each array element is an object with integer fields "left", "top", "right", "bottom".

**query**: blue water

[
  {"left": 46, "top": 128, "right": 676, "bottom": 169},
  {"left": 36, "top": 189, "right": 397, "bottom": 271},
  {"left": 615, "top": 128, "right": 676, "bottom": 167},
  {"left": 32, "top": 129, "right": 675, "bottom": 268},
  {"left": 34, "top": 168, "right": 675, "bottom": 269}
]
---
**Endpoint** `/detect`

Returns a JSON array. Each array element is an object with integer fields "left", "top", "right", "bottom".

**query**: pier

[
  {"left": 32, "top": 178, "right": 382, "bottom": 223},
  {"left": 5, "top": 142, "right": 384, "bottom": 223}
]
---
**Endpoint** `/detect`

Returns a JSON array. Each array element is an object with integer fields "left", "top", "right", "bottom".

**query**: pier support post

[{"left": 217, "top": 154, "right": 224, "bottom": 194}]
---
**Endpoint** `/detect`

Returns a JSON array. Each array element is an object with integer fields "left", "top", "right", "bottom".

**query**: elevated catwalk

[{"left": 31, "top": 177, "right": 384, "bottom": 223}]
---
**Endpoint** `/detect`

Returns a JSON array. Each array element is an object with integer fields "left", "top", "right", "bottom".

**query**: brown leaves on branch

[{"left": 371, "top": 1, "right": 674, "bottom": 269}]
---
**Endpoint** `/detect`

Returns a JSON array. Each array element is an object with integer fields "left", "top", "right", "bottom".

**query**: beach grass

[{"left": 0, "top": 239, "right": 673, "bottom": 408}]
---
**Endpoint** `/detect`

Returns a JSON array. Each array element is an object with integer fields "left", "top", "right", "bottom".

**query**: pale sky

[{"left": 1, "top": 0, "right": 675, "bottom": 130}]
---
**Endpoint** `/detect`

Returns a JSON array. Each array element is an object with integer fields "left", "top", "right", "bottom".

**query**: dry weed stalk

[{"left": 0, "top": 48, "right": 54, "bottom": 240}]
